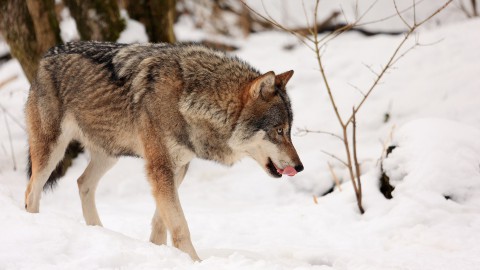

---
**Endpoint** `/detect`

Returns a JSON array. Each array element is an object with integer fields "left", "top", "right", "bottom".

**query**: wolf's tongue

[{"left": 277, "top": 166, "right": 297, "bottom": 176}]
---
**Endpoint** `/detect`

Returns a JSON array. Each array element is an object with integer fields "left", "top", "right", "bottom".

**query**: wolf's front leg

[
  {"left": 150, "top": 206, "right": 167, "bottom": 245},
  {"left": 140, "top": 125, "right": 199, "bottom": 260},
  {"left": 146, "top": 161, "right": 200, "bottom": 261},
  {"left": 150, "top": 164, "right": 190, "bottom": 245}
]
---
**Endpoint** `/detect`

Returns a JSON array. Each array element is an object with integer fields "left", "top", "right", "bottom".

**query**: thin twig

[
  {"left": 376, "top": 138, "right": 387, "bottom": 167},
  {"left": 347, "top": 82, "right": 367, "bottom": 97},
  {"left": 345, "top": 0, "right": 452, "bottom": 126},
  {"left": 340, "top": 5, "right": 349, "bottom": 24},
  {"left": 356, "top": 0, "right": 380, "bottom": 23},
  {"left": 328, "top": 162, "right": 342, "bottom": 191},
  {"left": 295, "top": 127, "right": 344, "bottom": 142},
  {"left": 312, "top": 0, "right": 345, "bottom": 129},
  {"left": 394, "top": 0, "right": 412, "bottom": 30},
  {"left": 354, "top": 0, "right": 359, "bottom": 19},
  {"left": 376, "top": 124, "right": 397, "bottom": 166},
  {"left": 356, "top": 0, "right": 426, "bottom": 27},
  {"left": 320, "top": 150, "right": 348, "bottom": 168},
  {"left": 2, "top": 109, "right": 17, "bottom": 171},
  {"left": 346, "top": 33, "right": 411, "bottom": 125},
  {"left": 0, "top": 103, "right": 26, "bottom": 131},
  {"left": 455, "top": 1, "right": 472, "bottom": 18},
  {"left": 0, "top": 75, "right": 18, "bottom": 90},
  {"left": 301, "top": 0, "right": 313, "bottom": 36},
  {"left": 413, "top": 0, "right": 417, "bottom": 25},
  {"left": 390, "top": 42, "right": 418, "bottom": 67},
  {"left": 416, "top": 0, "right": 453, "bottom": 26},
  {"left": 362, "top": 62, "right": 380, "bottom": 77},
  {"left": 1, "top": 143, "right": 8, "bottom": 159},
  {"left": 241, "top": 0, "right": 315, "bottom": 51}
]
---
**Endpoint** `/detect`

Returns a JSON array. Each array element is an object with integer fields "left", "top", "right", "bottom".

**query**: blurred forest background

[
  {"left": 0, "top": 0, "right": 478, "bottom": 185},
  {"left": 1, "top": 0, "right": 477, "bottom": 82}
]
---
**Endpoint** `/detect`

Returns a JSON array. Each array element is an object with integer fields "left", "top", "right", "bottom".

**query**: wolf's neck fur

[
  {"left": 178, "top": 74, "right": 252, "bottom": 165},
  {"left": 174, "top": 45, "right": 260, "bottom": 165}
]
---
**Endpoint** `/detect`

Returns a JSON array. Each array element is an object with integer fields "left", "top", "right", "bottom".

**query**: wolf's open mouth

[
  {"left": 266, "top": 158, "right": 282, "bottom": 178},
  {"left": 267, "top": 158, "right": 298, "bottom": 177}
]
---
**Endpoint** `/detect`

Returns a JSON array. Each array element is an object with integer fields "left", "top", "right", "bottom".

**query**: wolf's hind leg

[
  {"left": 25, "top": 135, "right": 70, "bottom": 213},
  {"left": 77, "top": 151, "right": 117, "bottom": 226},
  {"left": 150, "top": 163, "right": 190, "bottom": 245}
]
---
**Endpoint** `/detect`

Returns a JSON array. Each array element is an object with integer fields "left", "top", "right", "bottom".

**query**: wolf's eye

[{"left": 276, "top": 128, "right": 283, "bottom": 135}]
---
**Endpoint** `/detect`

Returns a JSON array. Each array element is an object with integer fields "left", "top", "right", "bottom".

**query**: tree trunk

[
  {"left": 0, "top": 0, "right": 38, "bottom": 82},
  {"left": 64, "top": 0, "right": 125, "bottom": 41},
  {"left": 26, "top": 0, "right": 62, "bottom": 55},
  {"left": 472, "top": 0, "right": 478, "bottom": 17},
  {"left": 0, "top": 0, "right": 62, "bottom": 82},
  {"left": 0, "top": 0, "right": 82, "bottom": 184},
  {"left": 125, "top": 0, "right": 176, "bottom": 43}
]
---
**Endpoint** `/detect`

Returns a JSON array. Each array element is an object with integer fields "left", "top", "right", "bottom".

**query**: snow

[
  {"left": 1, "top": 5, "right": 480, "bottom": 270},
  {"left": 383, "top": 118, "right": 480, "bottom": 204},
  {"left": 59, "top": 7, "right": 80, "bottom": 42},
  {"left": 118, "top": 10, "right": 149, "bottom": 44}
]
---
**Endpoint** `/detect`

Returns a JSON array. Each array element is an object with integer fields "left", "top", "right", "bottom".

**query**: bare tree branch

[
  {"left": 320, "top": 150, "right": 349, "bottom": 168},
  {"left": 352, "top": 107, "right": 363, "bottom": 207},
  {"left": 345, "top": 0, "right": 452, "bottom": 126},
  {"left": 246, "top": 0, "right": 452, "bottom": 214}
]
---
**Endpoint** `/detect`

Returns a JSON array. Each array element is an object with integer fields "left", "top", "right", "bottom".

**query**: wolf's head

[{"left": 230, "top": 70, "right": 304, "bottom": 178}]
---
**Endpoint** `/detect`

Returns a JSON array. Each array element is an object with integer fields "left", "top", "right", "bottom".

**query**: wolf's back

[{"left": 44, "top": 41, "right": 129, "bottom": 58}]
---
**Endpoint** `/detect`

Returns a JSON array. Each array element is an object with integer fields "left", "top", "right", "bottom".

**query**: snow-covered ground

[{"left": 1, "top": 3, "right": 480, "bottom": 269}]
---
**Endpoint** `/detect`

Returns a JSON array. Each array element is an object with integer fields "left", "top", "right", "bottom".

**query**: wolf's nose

[{"left": 294, "top": 164, "right": 304, "bottom": 172}]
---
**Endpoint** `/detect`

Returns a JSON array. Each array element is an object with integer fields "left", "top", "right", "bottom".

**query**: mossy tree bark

[
  {"left": 64, "top": 0, "right": 125, "bottom": 41},
  {"left": 125, "top": 0, "right": 176, "bottom": 43},
  {"left": 0, "top": 0, "right": 61, "bottom": 82}
]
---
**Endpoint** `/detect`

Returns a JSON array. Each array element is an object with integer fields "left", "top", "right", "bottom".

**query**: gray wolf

[{"left": 24, "top": 41, "right": 304, "bottom": 260}]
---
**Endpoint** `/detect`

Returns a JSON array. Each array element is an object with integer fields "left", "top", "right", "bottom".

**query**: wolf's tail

[{"left": 27, "top": 141, "right": 83, "bottom": 190}]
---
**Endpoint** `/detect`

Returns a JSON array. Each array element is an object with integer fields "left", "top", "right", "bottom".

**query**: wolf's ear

[
  {"left": 248, "top": 71, "right": 276, "bottom": 100},
  {"left": 275, "top": 70, "right": 294, "bottom": 88}
]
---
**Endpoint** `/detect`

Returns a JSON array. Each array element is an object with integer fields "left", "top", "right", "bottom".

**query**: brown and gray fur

[{"left": 24, "top": 41, "right": 303, "bottom": 261}]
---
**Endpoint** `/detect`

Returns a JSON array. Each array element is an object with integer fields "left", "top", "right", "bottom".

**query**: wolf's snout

[{"left": 294, "top": 164, "right": 304, "bottom": 173}]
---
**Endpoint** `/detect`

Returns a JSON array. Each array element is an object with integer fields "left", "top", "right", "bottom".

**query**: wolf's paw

[
  {"left": 25, "top": 197, "right": 39, "bottom": 213},
  {"left": 25, "top": 204, "right": 39, "bottom": 213}
]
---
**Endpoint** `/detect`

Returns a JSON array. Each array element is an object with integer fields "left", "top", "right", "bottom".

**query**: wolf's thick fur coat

[{"left": 24, "top": 41, "right": 303, "bottom": 260}]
